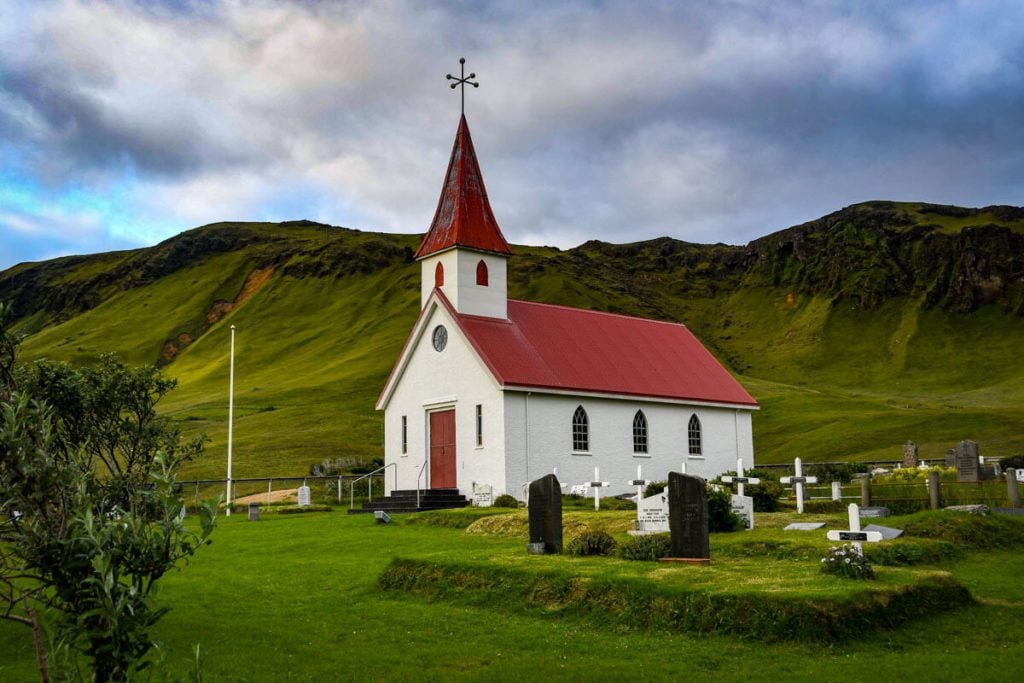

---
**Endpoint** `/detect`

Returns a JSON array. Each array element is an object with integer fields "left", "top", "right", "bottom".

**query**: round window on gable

[{"left": 432, "top": 325, "right": 448, "bottom": 352}]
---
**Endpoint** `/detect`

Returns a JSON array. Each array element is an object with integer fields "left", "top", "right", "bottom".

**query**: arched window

[
  {"left": 434, "top": 262, "right": 444, "bottom": 287},
  {"left": 688, "top": 414, "right": 702, "bottom": 456},
  {"left": 632, "top": 410, "right": 648, "bottom": 454},
  {"left": 572, "top": 405, "right": 589, "bottom": 452},
  {"left": 476, "top": 259, "right": 489, "bottom": 286}
]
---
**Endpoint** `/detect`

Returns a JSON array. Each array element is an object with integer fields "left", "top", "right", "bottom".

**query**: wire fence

[
  {"left": 175, "top": 474, "right": 389, "bottom": 512},
  {"left": 784, "top": 478, "right": 1018, "bottom": 515}
]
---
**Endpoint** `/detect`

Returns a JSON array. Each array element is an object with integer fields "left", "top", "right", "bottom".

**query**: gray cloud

[{"left": 1, "top": 0, "right": 1023, "bottom": 270}]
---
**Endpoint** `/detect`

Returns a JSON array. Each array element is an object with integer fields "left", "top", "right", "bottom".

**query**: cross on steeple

[{"left": 446, "top": 57, "right": 479, "bottom": 115}]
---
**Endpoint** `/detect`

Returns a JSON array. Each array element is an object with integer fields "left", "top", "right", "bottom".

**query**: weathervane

[{"left": 446, "top": 57, "right": 478, "bottom": 115}]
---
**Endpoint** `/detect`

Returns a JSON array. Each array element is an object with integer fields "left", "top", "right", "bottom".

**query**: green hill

[{"left": 3, "top": 202, "right": 1024, "bottom": 478}]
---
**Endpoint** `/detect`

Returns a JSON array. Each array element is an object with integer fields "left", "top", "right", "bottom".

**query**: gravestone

[
  {"left": 902, "top": 441, "right": 919, "bottom": 469},
  {"left": 859, "top": 506, "right": 890, "bottom": 518},
  {"left": 955, "top": 440, "right": 980, "bottom": 482},
  {"left": 631, "top": 492, "right": 670, "bottom": 535},
  {"left": 826, "top": 503, "right": 884, "bottom": 555},
  {"left": 527, "top": 474, "right": 562, "bottom": 554},
  {"left": 945, "top": 449, "right": 956, "bottom": 468},
  {"left": 473, "top": 483, "right": 493, "bottom": 507},
  {"left": 863, "top": 523, "right": 903, "bottom": 540},
  {"left": 297, "top": 485, "right": 312, "bottom": 507},
  {"left": 780, "top": 457, "right": 818, "bottom": 514},
  {"left": 730, "top": 494, "right": 754, "bottom": 530},
  {"left": 247, "top": 503, "right": 259, "bottom": 521},
  {"left": 784, "top": 522, "right": 826, "bottom": 531},
  {"left": 664, "top": 472, "right": 710, "bottom": 562}
]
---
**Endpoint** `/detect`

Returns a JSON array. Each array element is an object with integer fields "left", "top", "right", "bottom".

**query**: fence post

[
  {"left": 1008, "top": 469, "right": 1021, "bottom": 509},
  {"left": 860, "top": 476, "right": 871, "bottom": 507},
  {"left": 337, "top": 476, "right": 342, "bottom": 504},
  {"left": 929, "top": 470, "right": 941, "bottom": 510}
]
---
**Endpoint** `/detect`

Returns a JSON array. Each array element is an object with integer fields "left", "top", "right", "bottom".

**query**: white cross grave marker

[
  {"left": 586, "top": 466, "right": 611, "bottom": 511},
  {"left": 780, "top": 457, "right": 818, "bottom": 514},
  {"left": 826, "top": 503, "right": 883, "bottom": 555},
  {"left": 627, "top": 465, "right": 650, "bottom": 523},
  {"left": 721, "top": 458, "right": 760, "bottom": 498}
]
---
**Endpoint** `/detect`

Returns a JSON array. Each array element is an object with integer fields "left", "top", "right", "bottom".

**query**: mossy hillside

[{"left": 5, "top": 202, "right": 1024, "bottom": 476}]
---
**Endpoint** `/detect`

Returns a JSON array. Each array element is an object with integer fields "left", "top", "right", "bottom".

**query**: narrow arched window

[
  {"left": 434, "top": 262, "right": 444, "bottom": 287},
  {"left": 572, "top": 405, "right": 589, "bottom": 452},
  {"left": 688, "top": 414, "right": 702, "bottom": 456},
  {"left": 633, "top": 410, "right": 648, "bottom": 454},
  {"left": 476, "top": 259, "right": 488, "bottom": 286}
]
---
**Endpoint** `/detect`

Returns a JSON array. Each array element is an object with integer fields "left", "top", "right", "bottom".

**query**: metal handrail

[
  {"left": 349, "top": 463, "right": 398, "bottom": 510},
  {"left": 415, "top": 459, "right": 428, "bottom": 509}
]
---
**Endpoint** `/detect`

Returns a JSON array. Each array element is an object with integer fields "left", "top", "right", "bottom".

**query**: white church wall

[
  {"left": 504, "top": 391, "right": 755, "bottom": 499},
  {"left": 419, "top": 251, "right": 459, "bottom": 308},
  {"left": 382, "top": 303, "right": 506, "bottom": 496},
  {"left": 419, "top": 250, "right": 507, "bottom": 318}
]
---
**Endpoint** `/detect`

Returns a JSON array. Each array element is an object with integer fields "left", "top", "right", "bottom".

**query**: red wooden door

[{"left": 429, "top": 410, "right": 457, "bottom": 488}]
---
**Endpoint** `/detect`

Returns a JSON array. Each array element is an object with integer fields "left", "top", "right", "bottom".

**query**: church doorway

[{"left": 429, "top": 409, "right": 457, "bottom": 488}]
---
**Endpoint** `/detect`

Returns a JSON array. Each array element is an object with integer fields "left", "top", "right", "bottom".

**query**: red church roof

[
  {"left": 415, "top": 115, "right": 513, "bottom": 259},
  {"left": 447, "top": 295, "right": 757, "bottom": 407}
]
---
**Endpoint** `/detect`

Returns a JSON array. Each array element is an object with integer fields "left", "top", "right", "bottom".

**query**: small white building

[{"left": 376, "top": 115, "right": 758, "bottom": 501}]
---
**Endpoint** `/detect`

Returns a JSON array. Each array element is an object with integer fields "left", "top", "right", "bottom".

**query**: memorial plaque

[
  {"left": 633, "top": 492, "right": 670, "bottom": 534},
  {"left": 859, "top": 506, "right": 891, "bottom": 518},
  {"left": 297, "top": 485, "right": 312, "bottom": 506},
  {"left": 863, "top": 524, "right": 903, "bottom": 540},
  {"left": 473, "top": 483, "right": 493, "bottom": 508},
  {"left": 955, "top": 440, "right": 980, "bottom": 482},
  {"left": 667, "top": 472, "right": 710, "bottom": 560},
  {"left": 527, "top": 474, "right": 563, "bottom": 554},
  {"left": 784, "top": 522, "right": 826, "bottom": 531},
  {"left": 730, "top": 494, "right": 754, "bottom": 530}
]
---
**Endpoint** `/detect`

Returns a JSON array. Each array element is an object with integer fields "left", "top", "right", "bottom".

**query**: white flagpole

[{"left": 226, "top": 324, "right": 235, "bottom": 516}]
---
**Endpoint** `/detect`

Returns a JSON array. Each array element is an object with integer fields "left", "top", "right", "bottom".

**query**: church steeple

[{"left": 415, "top": 115, "right": 513, "bottom": 260}]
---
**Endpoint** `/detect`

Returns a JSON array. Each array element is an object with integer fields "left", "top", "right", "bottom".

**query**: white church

[{"left": 376, "top": 114, "right": 758, "bottom": 503}]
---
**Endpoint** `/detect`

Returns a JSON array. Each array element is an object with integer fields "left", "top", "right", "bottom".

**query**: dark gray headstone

[
  {"left": 945, "top": 449, "right": 956, "bottom": 468},
  {"left": 528, "top": 474, "right": 562, "bottom": 554},
  {"left": 863, "top": 524, "right": 903, "bottom": 540},
  {"left": 859, "top": 506, "right": 891, "bottom": 518},
  {"left": 902, "top": 441, "right": 919, "bottom": 469},
  {"left": 955, "top": 440, "right": 980, "bottom": 482},
  {"left": 667, "top": 472, "right": 710, "bottom": 560}
]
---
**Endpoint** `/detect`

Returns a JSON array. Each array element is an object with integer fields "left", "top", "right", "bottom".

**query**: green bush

[
  {"left": 802, "top": 500, "right": 847, "bottom": 514},
  {"left": 492, "top": 494, "right": 519, "bottom": 508},
  {"left": 820, "top": 544, "right": 875, "bottom": 580},
  {"left": 707, "top": 487, "right": 743, "bottom": 532},
  {"left": 805, "top": 462, "right": 870, "bottom": 484},
  {"left": 644, "top": 481, "right": 666, "bottom": 497},
  {"left": 998, "top": 455, "right": 1024, "bottom": 470},
  {"left": 617, "top": 534, "right": 671, "bottom": 561},
  {"left": 718, "top": 469, "right": 783, "bottom": 512},
  {"left": 567, "top": 530, "right": 617, "bottom": 557}
]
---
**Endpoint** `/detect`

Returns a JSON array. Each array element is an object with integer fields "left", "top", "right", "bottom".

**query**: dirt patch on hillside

[{"left": 234, "top": 488, "right": 298, "bottom": 505}]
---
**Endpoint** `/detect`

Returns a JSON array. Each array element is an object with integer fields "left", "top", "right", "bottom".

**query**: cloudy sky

[{"left": 1, "top": 1, "right": 1022, "bottom": 270}]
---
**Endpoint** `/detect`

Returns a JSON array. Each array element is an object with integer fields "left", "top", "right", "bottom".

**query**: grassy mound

[
  {"left": 404, "top": 508, "right": 509, "bottom": 529},
  {"left": 465, "top": 511, "right": 636, "bottom": 540},
  {"left": 898, "top": 510, "right": 1024, "bottom": 549},
  {"left": 379, "top": 558, "right": 972, "bottom": 643}
]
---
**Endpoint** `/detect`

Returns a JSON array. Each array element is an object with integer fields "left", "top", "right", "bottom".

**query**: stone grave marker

[
  {"left": 826, "top": 503, "right": 883, "bottom": 555},
  {"left": 473, "top": 483, "right": 493, "bottom": 507},
  {"left": 863, "top": 523, "right": 902, "bottom": 540},
  {"left": 784, "top": 522, "right": 826, "bottom": 531},
  {"left": 831, "top": 481, "right": 842, "bottom": 501},
  {"left": 297, "top": 484, "right": 312, "bottom": 507},
  {"left": 247, "top": 503, "right": 259, "bottom": 521},
  {"left": 631, "top": 491, "right": 670, "bottom": 535},
  {"left": 662, "top": 472, "right": 710, "bottom": 563},
  {"left": 902, "top": 441, "right": 919, "bottom": 469},
  {"left": 955, "top": 440, "right": 980, "bottom": 482},
  {"left": 527, "top": 474, "right": 563, "bottom": 554},
  {"left": 945, "top": 449, "right": 956, "bottom": 468},
  {"left": 780, "top": 457, "right": 818, "bottom": 514},
  {"left": 859, "top": 506, "right": 891, "bottom": 518}
]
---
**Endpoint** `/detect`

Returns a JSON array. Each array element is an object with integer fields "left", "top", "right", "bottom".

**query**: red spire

[{"left": 415, "top": 115, "right": 513, "bottom": 259}]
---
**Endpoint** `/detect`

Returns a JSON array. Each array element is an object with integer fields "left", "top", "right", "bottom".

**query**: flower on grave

[{"left": 820, "top": 543, "right": 875, "bottom": 580}]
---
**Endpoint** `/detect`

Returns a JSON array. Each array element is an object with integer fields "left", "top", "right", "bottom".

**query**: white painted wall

[
  {"left": 503, "top": 391, "right": 755, "bottom": 500},
  {"left": 420, "top": 249, "right": 508, "bottom": 318},
  {"left": 382, "top": 302, "right": 507, "bottom": 495}
]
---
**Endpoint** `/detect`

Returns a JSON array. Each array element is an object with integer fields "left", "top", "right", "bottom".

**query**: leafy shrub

[
  {"left": 805, "top": 462, "right": 870, "bottom": 484},
  {"left": 707, "top": 487, "right": 743, "bottom": 532},
  {"left": 492, "top": 494, "right": 519, "bottom": 508},
  {"left": 999, "top": 455, "right": 1024, "bottom": 470},
  {"left": 617, "top": 534, "right": 671, "bottom": 561},
  {"left": 644, "top": 481, "right": 666, "bottom": 497},
  {"left": 879, "top": 466, "right": 954, "bottom": 483},
  {"left": 717, "top": 469, "right": 783, "bottom": 512},
  {"left": 567, "top": 530, "right": 617, "bottom": 557},
  {"left": 820, "top": 544, "right": 876, "bottom": 580}
]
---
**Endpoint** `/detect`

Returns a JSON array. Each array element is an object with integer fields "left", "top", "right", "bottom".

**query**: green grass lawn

[{"left": 2, "top": 510, "right": 1023, "bottom": 681}]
